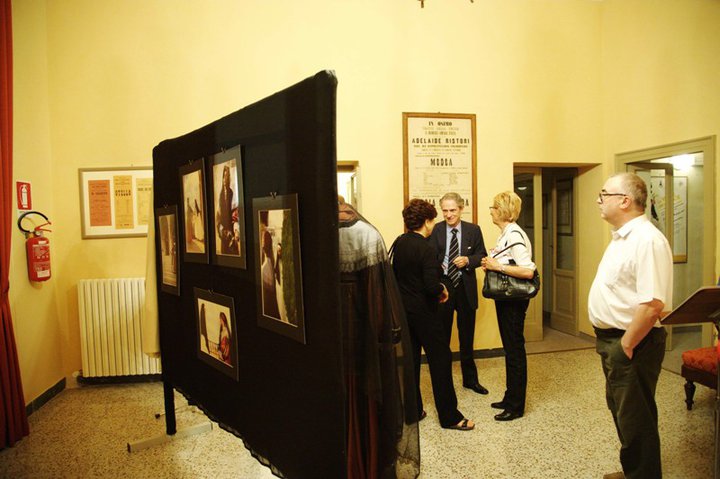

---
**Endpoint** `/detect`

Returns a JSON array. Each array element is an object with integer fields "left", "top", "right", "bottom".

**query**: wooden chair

[{"left": 681, "top": 346, "right": 718, "bottom": 410}]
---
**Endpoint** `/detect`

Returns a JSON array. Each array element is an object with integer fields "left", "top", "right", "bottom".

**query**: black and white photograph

[
  {"left": 194, "top": 288, "right": 238, "bottom": 381},
  {"left": 156, "top": 205, "right": 179, "bottom": 295},
  {"left": 252, "top": 194, "right": 306, "bottom": 344},
  {"left": 179, "top": 158, "right": 209, "bottom": 263},
  {"left": 211, "top": 146, "right": 246, "bottom": 268}
]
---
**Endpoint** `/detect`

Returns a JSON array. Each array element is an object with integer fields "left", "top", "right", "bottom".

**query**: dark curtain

[{"left": 0, "top": 0, "right": 30, "bottom": 449}]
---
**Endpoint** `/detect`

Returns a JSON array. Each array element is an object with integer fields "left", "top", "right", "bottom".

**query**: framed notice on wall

[
  {"left": 672, "top": 176, "right": 687, "bottom": 263},
  {"left": 79, "top": 167, "right": 153, "bottom": 239},
  {"left": 649, "top": 173, "right": 688, "bottom": 263},
  {"left": 403, "top": 112, "right": 477, "bottom": 222}
]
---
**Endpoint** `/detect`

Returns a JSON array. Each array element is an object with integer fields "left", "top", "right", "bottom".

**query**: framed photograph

[
  {"left": 402, "top": 112, "right": 477, "bottom": 222},
  {"left": 78, "top": 167, "right": 153, "bottom": 239},
  {"left": 210, "top": 146, "right": 246, "bottom": 269},
  {"left": 556, "top": 178, "right": 573, "bottom": 236},
  {"left": 156, "top": 205, "right": 180, "bottom": 295},
  {"left": 179, "top": 158, "right": 209, "bottom": 263},
  {"left": 252, "top": 194, "right": 306, "bottom": 344},
  {"left": 194, "top": 288, "right": 238, "bottom": 381}
]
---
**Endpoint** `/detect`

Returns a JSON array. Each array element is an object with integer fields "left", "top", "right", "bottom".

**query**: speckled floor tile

[{"left": 0, "top": 349, "right": 713, "bottom": 478}]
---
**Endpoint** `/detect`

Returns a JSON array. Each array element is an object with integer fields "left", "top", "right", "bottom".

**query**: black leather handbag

[{"left": 482, "top": 241, "right": 540, "bottom": 301}]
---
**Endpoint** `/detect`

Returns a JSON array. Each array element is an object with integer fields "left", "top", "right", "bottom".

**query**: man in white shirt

[{"left": 588, "top": 173, "right": 673, "bottom": 479}]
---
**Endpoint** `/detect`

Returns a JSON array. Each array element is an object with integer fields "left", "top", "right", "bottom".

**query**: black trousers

[
  {"left": 595, "top": 326, "right": 666, "bottom": 479},
  {"left": 439, "top": 280, "right": 479, "bottom": 385},
  {"left": 407, "top": 311, "right": 463, "bottom": 428},
  {"left": 494, "top": 299, "right": 529, "bottom": 414}
]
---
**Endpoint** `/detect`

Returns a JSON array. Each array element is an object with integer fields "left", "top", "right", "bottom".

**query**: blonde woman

[{"left": 481, "top": 191, "right": 536, "bottom": 421}]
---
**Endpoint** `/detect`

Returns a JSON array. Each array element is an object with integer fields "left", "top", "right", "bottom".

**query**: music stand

[{"left": 663, "top": 286, "right": 720, "bottom": 479}]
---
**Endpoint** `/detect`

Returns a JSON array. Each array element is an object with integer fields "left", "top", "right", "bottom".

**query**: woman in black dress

[{"left": 392, "top": 199, "right": 474, "bottom": 431}]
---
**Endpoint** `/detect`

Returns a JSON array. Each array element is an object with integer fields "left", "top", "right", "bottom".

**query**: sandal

[{"left": 445, "top": 418, "right": 474, "bottom": 431}]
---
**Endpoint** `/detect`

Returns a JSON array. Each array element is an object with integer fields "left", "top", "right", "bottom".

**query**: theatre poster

[{"left": 403, "top": 112, "right": 477, "bottom": 222}]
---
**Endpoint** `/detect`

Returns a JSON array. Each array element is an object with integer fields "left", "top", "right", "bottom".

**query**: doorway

[
  {"left": 337, "top": 161, "right": 360, "bottom": 208},
  {"left": 514, "top": 167, "right": 592, "bottom": 352}
]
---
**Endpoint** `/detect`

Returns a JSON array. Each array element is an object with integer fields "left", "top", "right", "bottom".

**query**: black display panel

[{"left": 152, "top": 71, "right": 342, "bottom": 478}]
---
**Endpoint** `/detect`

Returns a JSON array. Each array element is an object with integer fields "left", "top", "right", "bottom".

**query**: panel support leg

[{"left": 126, "top": 381, "right": 212, "bottom": 453}]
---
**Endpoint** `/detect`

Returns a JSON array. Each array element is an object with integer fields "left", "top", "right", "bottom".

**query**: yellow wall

[
  {"left": 11, "top": 0, "right": 64, "bottom": 403},
  {"left": 10, "top": 0, "right": 720, "bottom": 403},
  {"left": 601, "top": 0, "right": 720, "bottom": 275}
]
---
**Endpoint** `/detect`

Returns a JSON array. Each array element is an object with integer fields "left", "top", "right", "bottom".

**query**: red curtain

[{"left": 0, "top": 0, "right": 29, "bottom": 448}]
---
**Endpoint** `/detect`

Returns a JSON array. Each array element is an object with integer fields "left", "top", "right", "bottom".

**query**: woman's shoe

[
  {"left": 444, "top": 418, "right": 474, "bottom": 431},
  {"left": 494, "top": 410, "right": 523, "bottom": 421}
]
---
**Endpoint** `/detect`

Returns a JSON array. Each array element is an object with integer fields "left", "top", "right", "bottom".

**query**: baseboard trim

[
  {"left": 26, "top": 377, "right": 66, "bottom": 416},
  {"left": 76, "top": 374, "right": 162, "bottom": 385},
  {"left": 421, "top": 348, "right": 505, "bottom": 364},
  {"left": 465, "top": 348, "right": 506, "bottom": 360},
  {"left": 579, "top": 331, "right": 596, "bottom": 343}
]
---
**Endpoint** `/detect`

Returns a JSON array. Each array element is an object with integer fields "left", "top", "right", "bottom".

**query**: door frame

[
  {"left": 616, "top": 136, "right": 716, "bottom": 346},
  {"left": 514, "top": 167, "right": 544, "bottom": 342}
]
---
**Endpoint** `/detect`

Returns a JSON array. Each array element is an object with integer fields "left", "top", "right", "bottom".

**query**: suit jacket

[{"left": 430, "top": 220, "right": 487, "bottom": 309}]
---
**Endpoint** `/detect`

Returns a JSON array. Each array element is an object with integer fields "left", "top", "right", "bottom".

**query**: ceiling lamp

[
  {"left": 418, "top": 0, "right": 473, "bottom": 7},
  {"left": 669, "top": 154, "right": 694, "bottom": 171}
]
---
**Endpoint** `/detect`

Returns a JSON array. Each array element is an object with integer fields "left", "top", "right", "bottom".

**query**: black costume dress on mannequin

[{"left": 339, "top": 203, "right": 420, "bottom": 479}]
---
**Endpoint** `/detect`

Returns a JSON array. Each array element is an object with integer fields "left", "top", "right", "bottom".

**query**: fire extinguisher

[{"left": 17, "top": 211, "right": 52, "bottom": 282}]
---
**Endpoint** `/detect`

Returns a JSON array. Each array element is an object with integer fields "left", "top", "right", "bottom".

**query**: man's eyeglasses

[{"left": 598, "top": 192, "right": 627, "bottom": 203}]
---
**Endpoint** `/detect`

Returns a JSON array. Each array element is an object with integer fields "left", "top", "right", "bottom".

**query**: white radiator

[{"left": 78, "top": 278, "right": 161, "bottom": 378}]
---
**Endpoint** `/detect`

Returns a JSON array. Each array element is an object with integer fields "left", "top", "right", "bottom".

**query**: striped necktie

[{"left": 448, "top": 228, "right": 460, "bottom": 288}]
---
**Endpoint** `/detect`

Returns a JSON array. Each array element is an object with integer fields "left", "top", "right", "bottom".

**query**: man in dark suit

[{"left": 430, "top": 192, "right": 488, "bottom": 394}]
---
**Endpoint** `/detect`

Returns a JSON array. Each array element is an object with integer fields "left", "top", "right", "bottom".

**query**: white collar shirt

[
  {"left": 588, "top": 215, "right": 673, "bottom": 330},
  {"left": 492, "top": 223, "right": 535, "bottom": 270}
]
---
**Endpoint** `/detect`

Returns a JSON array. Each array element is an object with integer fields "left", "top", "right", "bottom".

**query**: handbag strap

[
  {"left": 491, "top": 242, "right": 523, "bottom": 258},
  {"left": 491, "top": 230, "right": 527, "bottom": 258}
]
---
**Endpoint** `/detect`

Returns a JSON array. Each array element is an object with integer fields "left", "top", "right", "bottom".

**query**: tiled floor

[
  {"left": 525, "top": 326, "right": 595, "bottom": 355},
  {"left": 0, "top": 348, "right": 714, "bottom": 478}
]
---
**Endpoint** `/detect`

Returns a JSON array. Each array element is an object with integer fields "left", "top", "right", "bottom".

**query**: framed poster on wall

[
  {"left": 672, "top": 176, "right": 687, "bottom": 263},
  {"left": 649, "top": 174, "right": 687, "bottom": 263},
  {"left": 78, "top": 167, "right": 153, "bottom": 239},
  {"left": 556, "top": 178, "right": 573, "bottom": 236},
  {"left": 402, "top": 112, "right": 477, "bottom": 222}
]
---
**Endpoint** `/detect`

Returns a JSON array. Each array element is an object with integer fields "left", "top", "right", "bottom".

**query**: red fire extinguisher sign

[{"left": 16, "top": 181, "right": 32, "bottom": 211}]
